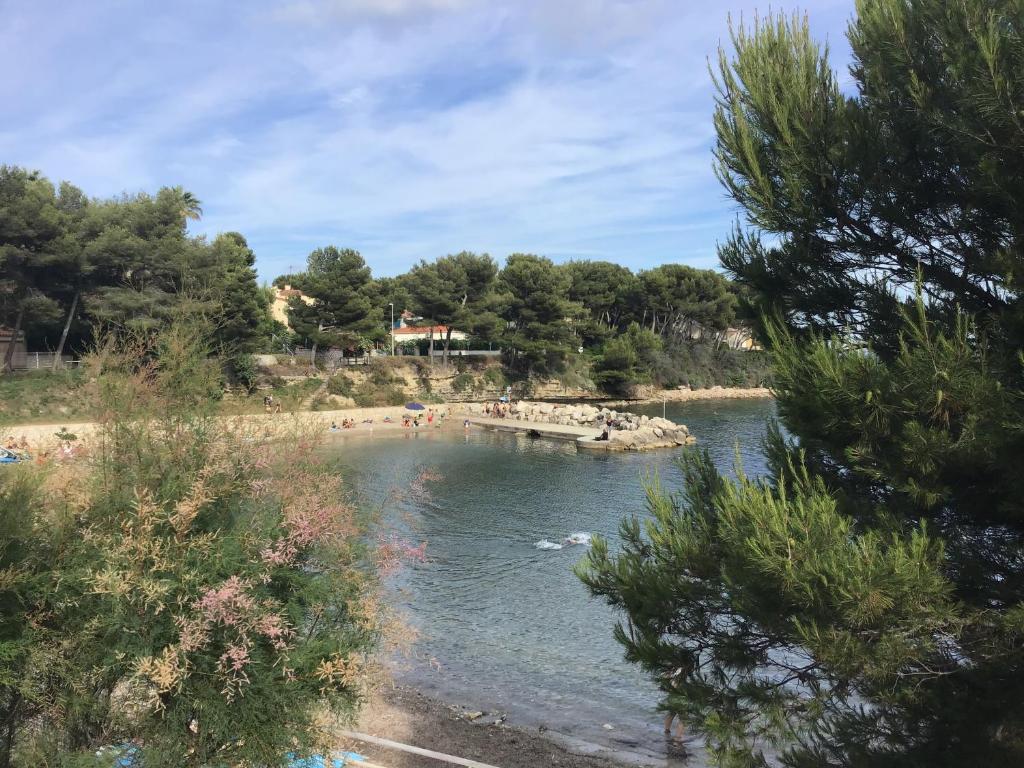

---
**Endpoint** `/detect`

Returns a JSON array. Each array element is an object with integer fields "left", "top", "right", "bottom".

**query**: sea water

[{"left": 331, "top": 399, "right": 776, "bottom": 766}]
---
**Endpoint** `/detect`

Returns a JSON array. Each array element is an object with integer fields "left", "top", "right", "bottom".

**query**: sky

[{"left": 1, "top": 0, "right": 855, "bottom": 280}]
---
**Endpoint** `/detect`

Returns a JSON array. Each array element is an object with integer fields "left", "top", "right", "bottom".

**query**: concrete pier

[
  {"left": 466, "top": 416, "right": 693, "bottom": 452},
  {"left": 466, "top": 417, "right": 601, "bottom": 442}
]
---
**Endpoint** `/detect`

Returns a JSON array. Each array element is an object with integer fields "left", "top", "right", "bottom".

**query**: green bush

[
  {"left": 1, "top": 327, "right": 382, "bottom": 767},
  {"left": 225, "top": 353, "right": 258, "bottom": 393},
  {"left": 352, "top": 381, "right": 407, "bottom": 407},
  {"left": 481, "top": 366, "right": 506, "bottom": 387},
  {"left": 450, "top": 372, "right": 475, "bottom": 393},
  {"left": 326, "top": 374, "right": 354, "bottom": 397}
]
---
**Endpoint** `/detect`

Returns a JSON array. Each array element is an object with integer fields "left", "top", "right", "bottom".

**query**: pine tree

[
  {"left": 579, "top": 3, "right": 1024, "bottom": 766},
  {"left": 287, "top": 247, "right": 381, "bottom": 355}
]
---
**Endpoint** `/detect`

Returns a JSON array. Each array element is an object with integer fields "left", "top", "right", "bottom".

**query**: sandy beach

[
  {"left": 0, "top": 404, "right": 469, "bottom": 453},
  {"left": 2, "top": 387, "right": 772, "bottom": 453}
]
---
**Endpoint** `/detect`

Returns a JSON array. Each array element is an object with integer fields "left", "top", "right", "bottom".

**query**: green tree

[
  {"left": 580, "top": 4, "right": 1024, "bottom": 767},
  {"left": 498, "top": 253, "right": 583, "bottom": 378},
  {"left": 82, "top": 187, "right": 222, "bottom": 333},
  {"left": 562, "top": 260, "right": 640, "bottom": 345},
  {"left": 407, "top": 251, "right": 500, "bottom": 365},
  {"left": 634, "top": 264, "right": 737, "bottom": 342},
  {"left": 288, "top": 247, "right": 380, "bottom": 357},
  {"left": 209, "top": 232, "right": 275, "bottom": 353},
  {"left": 593, "top": 322, "right": 663, "bottom": 396},
  {"left": 0, "top": 166, "right": 64, "bottom": 372}
]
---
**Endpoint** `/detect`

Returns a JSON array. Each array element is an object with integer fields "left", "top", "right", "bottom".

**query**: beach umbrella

[{"left": 404, "top": 402, "right": 426, "bottom": 410}]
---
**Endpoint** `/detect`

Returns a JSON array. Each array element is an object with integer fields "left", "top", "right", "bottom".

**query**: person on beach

[
  {"left": 427, "top": 409, "right": 434, "bottom": 426},
  {"left": 330, "top": 421, "right": 339, "bottom": 432}
]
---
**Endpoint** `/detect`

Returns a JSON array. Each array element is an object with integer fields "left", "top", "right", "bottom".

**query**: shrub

[
  {"left": 327, "top": 374, "right": 355, "bottom": 397},
  {"left": 0, "top": 326, "right": 383, "bottom": 768},
  {"left": 450, "top": 372, "right": 475, "bottom": 394},
  {"left": 226, "top": 353, "right": 259, "bottom": 393},
  {"left": 352, "top": 381, "right": 407, "bottom": 408},
  {"left": 481, "top": 366, "right": 506, "bottom": 387}
]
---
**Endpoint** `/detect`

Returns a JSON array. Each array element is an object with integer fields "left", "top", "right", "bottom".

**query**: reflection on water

[{"left": 331, "top": 399, "right": 777, "bottom": 766}]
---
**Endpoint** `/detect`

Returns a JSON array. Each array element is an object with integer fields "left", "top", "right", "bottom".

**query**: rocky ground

[
  {"left": 606, "top": 386, "right": 772, "bottom": 407},
  {"left": 465, "top": 401, "right": 696, "bottom": 451}
]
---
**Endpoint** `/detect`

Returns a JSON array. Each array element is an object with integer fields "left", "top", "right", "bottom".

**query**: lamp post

[{"left": 388, "top": 303, "right": 395, "bottom": 356}]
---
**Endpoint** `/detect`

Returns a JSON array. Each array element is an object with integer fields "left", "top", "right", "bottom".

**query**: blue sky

[{"left": 1, "top": 0, "right": 855, "bottom": 280}]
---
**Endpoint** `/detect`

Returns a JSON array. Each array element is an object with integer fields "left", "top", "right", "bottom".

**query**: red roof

[{"left": 393, "top": 325, "right": 452, "bottom": 335}]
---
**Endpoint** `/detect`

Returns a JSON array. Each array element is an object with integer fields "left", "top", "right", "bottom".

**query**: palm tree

[{"left": 170, "top": 186, "right": 202, "bottom": 222}]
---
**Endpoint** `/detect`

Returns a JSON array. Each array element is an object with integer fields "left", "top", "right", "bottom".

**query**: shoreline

[
  {"left": 354, "top": 684, "right": 676, "bottom": 768},
  {"left": 0, "top": 405, "right": 469, "bottom": 453},
  {"left": 2, "top": 387, "right": 771, "bottom": 449},
  {"left": 602, "top": 386, "right": 772, "bottom": 408}
]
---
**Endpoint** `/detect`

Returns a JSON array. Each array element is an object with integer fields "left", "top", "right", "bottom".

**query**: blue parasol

[{"left": 404, "top": 402, "right": 426, "bottom": 410}]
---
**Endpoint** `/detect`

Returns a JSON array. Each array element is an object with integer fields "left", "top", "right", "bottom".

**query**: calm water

[{"left": 331, "top": 399, "right": 776, "bottom": 766}]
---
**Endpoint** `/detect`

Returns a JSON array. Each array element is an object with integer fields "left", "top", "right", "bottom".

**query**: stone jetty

[{"left": 464, "top": 401, "right": 696, "bottom": 452}]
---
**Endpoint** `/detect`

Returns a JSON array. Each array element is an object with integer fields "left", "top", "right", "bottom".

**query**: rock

[
  {"left": 539, "top": 403, "right": 555, "bottom": 414},
  {"left": 640, "top": 414, "right": 649, "bottom": 425},
  {"left": 609, "top": 430, "right": 632, "bottom": 445},
  {"left": 653, "top": 427, "right": 664, "bottom": 438},
  {"left": 603, "top": 723, "right": 615, "bottom": 730},
  {"left": 465, "top": 711, "right": 485, "bottom": 721}
]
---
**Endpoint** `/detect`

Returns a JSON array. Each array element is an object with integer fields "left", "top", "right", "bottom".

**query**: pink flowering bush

[{"left": 0, "top": 328, "right": 382, "bottom": 767}]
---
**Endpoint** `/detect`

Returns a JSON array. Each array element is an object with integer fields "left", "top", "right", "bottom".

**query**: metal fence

[
  {"left": 16, "top": 353, "right": 81, "bottom": 370},
  {"left": 428, "top": 349, "right": 501, "bottom": 358}
]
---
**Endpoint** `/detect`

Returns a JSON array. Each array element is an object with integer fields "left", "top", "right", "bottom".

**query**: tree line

[
  {"left": 279, "top": 246, "right": 745, "bottom": 386},
  {"left": 0, "top": 166, "right": 275, "bottom": 373},
  {"left": 1, "top": 163, "right": 752, "bottom": 392}
]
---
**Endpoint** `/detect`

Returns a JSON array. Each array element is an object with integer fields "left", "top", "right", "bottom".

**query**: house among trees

[
  {"left": 392, "top": 324, "right": 467, "bottom": 343},
  {"left": 271, "top": 284, "right": 314, "bottom": 329},
  {"left": 392, "top": 311, "right": 468, "bottom": 342}
]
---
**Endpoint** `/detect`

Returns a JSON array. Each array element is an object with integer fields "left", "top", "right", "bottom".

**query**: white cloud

[{"left": 2, "top": 0, "right": 856, "bottom": 276}]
